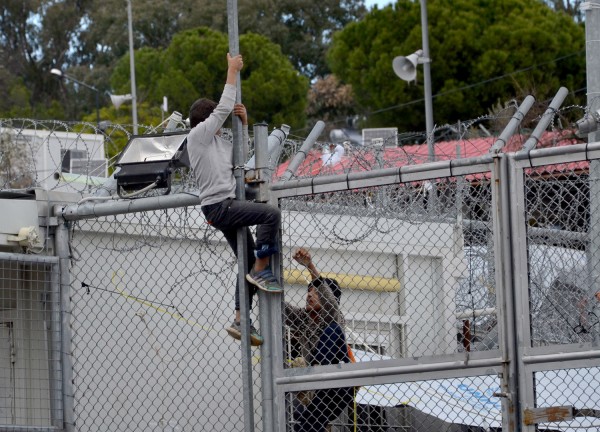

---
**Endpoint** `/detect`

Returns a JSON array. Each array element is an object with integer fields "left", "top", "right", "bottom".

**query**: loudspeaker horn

[
  {"left": 392, "top": 49, "right": 423, "bottom": 82},
  {"left": 110, "top": 94, "right": 133, "bottom": 109}
]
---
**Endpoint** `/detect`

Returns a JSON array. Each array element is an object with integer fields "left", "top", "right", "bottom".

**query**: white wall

[{"left": 282, "top": 210, "right": 464, "bottom": 357}]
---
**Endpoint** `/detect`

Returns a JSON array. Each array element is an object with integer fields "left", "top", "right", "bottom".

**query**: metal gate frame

[
  {"left": 269, "top": 153, "right": 517, "bottom": 430},
  {"left": 509, "top": 144, "right": 600, "bottom": 431},
  {"left": 269, "top": 141, "right": 600, "bottom": 432},
  {"left": 55, "top": 141, "right": 600, "bottom": 431}
]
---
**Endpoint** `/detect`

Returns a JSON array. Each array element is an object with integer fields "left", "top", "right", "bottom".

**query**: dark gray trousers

[{"left": 201, "top": 198, "right": 281, "bottom": 310}]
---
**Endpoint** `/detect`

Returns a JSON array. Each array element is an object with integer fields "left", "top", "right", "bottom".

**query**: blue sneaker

[{"left": 246, "top": 267, "right": 283, "bottom": 293}]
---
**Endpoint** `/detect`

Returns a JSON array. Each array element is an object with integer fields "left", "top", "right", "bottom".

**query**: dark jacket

[
  {"left": 284, "top": 278, "right": 354, "bottom": 432},
  {"left": 284, "top": 277, "right": 344, "bottom": 365}
]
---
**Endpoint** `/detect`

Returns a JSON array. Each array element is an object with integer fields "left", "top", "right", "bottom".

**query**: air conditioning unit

[
  {"left": 362, "top": 128, "right": 398, "bottom": 147},
  {"left": 70, "top": 158, "right": 108, "bottom": 177},
  {"left": 61, "top": 149, "right": 88, "bottom": 173},
  {"left": 346, "top": 321, "right": 404, "bottom": 358},
  {"left": 0, "top": 200, "right": 42, "bottom": 250}
]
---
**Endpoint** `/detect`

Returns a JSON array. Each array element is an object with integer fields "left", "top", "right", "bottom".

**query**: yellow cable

[{"left": 110, "top": 271, "right": 213, "bottom": 333}]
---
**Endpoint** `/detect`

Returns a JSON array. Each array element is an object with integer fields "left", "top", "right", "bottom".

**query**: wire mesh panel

[
  {"left": 277, "top": 170, "right": 499, "bottom": 430},
  {"left": 285, "top": 374, "right": 502, "bottom": 431},
  {"left": 68, "top": 209, "right": 263, "bottom": 432},
  {"left": 533, "top": 367, "right": 600, "bottom": 431},
  {"left": 521, "top": 159, "right": 596, "bottom": 346},
  {"left": 515, "top": 152, "right": 600, "bottom": 431},
  {"left": 0, "top": 253, "right": 61, "bottom": 430},
  {"left": 280, "top": 174, "right": 496, "bottom": 363}
]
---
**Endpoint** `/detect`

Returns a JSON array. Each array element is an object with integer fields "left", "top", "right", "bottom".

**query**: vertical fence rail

[
  {"left": 50, "top": 250, "right": 64, "bottom": 430},
  {"left": 55, "top": 220, "right": 76, "bottom": 432},
  {"left": 508, "top": 151, "right": 535, "bottom": 432},
  {"left": 226, "top": 0, "right": 256, "bottom": 429},
  {"left": 492, "top": 154, "right": 520, "bottom": 431}
]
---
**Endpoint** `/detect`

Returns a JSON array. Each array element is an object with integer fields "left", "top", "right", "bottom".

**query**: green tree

[
  {"left": 328, "top": 0, "right": 586, "bottom": 132},
  {"left": 81, "top": 0, "right": 366, "bottom": 79},
  {"left": 110, "top": 27, "right": 309, "bottom": 129},
  {"left": 0, "top": 0, "right": 363, "bottom": 119},
  {"left": 0, "top": 0, "right": 99, "bottom": 119},
  {"left": 0, "top": 69, "right": 33, "bottom": 118},
  {"left": 234, "top": 0, "right": 367, "bottom": 77}
]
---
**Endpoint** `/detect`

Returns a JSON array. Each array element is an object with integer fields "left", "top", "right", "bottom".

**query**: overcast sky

[{"left": 364, "top": 0, "right": 394, "bottom": 9}]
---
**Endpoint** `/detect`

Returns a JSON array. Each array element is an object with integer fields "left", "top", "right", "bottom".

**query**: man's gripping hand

[{"left": 227, "top": 53, "right": 243, "bottom": 73}]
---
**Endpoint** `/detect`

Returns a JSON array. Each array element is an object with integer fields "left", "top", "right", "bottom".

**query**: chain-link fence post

[
  {"left": 227, "top": 1, "right": 257, "bottom": 431},
  {"left": 54, "top": 216, "right": 76, "bottom": 432},
  {"left": 253, "top": 122, "right": 275, "bottom": 432},
  {"left": 493, "top": 154, "right": 520, "bottom": 431},
  {"left": 49, "top": 247, "right": 64, "bottom": 429}
]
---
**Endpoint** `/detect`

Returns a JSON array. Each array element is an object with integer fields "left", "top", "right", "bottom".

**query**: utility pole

[{"left": 226, "top": 1, "right": 255, "bottom": 431}]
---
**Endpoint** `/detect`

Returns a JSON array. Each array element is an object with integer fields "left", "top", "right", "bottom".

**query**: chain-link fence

[
  {"left": 511, "top": 150, "right": 600, "bottom": 432},
  {"left": 524, "top": 160, "right": 592, "bottom": 346},
  {"left": 0, "top": 253, "right": 62, "bottom": 430},
  {"left": 287, "top": 374, "right": 502, "bottom": 431},
  {"left": 67, "top": 209, "right": 265, "bottom": 432},
  {"left": 1, "top": 107, "right": 600, "bottom": 431},
  {"left": 273, "top": 156, "right": 503, "bottom": 432}
]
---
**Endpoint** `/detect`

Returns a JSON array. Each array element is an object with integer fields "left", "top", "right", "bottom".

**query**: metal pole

[
  {"left": 273, "top": 154, "right": 496, "bottom": 193},
  {"left": 508, "top": 150, "right": 538, "bottom": 432},
  {"left": 280, "top": 120, "right": 325, "bottom": 181},
  {"left": 47, "top": 256, "right": 63, "bottom": 428},
  {"left": 489, "top": 95, "right": 536, "bottom": 154},
  {"left": 254, "top": 123, "right": 275, "bottom": 432},
  {"left": 227, "top": 1, "right": 255, "bottom": 431},
  {"left": 276, "top": 357, "right": 502, "bottom": 387},
  {"left": 520, "top": 87, "right": 569, "bottom": 153},
  {"left": 494, "top": 154, "right": 521, "bottom": 431},
  {"left": 585, "top": 0, "right": 600, "bottom": 347},
  {"left": 245, "top": 125, "right": 291, "bottom": 180},
  {"left": 54, "top": 220, "right": 76, "bottom": 432},
  {"left": 254, "top": 123, "right": 271, "bottom": 203},
  {"left": 126, "top": 0, "right": 139, "bottom": 134},
  {"left": 420, "top": 0, "right": 434, "bottom": 162}
]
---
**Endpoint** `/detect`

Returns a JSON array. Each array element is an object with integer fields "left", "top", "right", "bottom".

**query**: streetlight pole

[
  {"left": 50, "top": 68, "right": 100, "bottom": 125},
  {"left": 126, "top": 0, "right": 139, "bottom": 135}
]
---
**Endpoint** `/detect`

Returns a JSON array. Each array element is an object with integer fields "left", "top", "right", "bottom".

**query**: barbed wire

[{"left": 0, "top": 100, "right": 587, "bottom": 196}]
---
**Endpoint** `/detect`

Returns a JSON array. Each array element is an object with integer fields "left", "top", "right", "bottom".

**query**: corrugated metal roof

[{"left": 275, "top": 130, "right": 583, "bottom": 180}]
